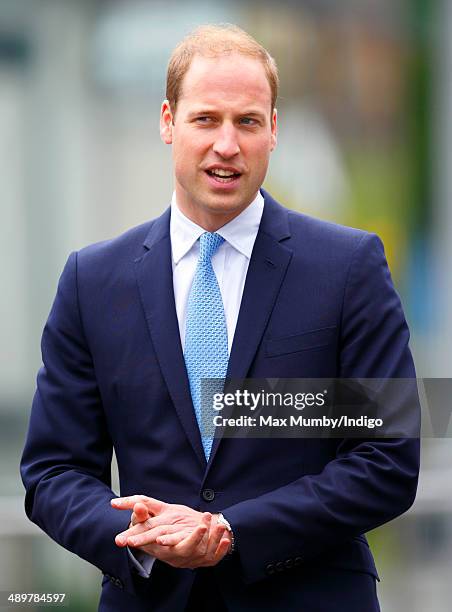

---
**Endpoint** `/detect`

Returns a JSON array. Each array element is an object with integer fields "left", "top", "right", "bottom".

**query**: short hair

[{"left": 166, "top": 24, "right": 279, "bottom": 115}]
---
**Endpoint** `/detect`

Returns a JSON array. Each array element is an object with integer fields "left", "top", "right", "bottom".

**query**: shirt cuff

[{"left": 127, "top": 546, "right": 156, "bottom": 578}]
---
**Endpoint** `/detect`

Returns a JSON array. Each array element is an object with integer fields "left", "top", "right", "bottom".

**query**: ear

[
  {"left": 160, "top": 100, "right": 174, "bottom": 144},
  {"left": 270, "top": 108, "right": 277, "bottom": 152}
]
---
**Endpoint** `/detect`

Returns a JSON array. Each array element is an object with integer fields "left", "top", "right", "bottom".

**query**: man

[{"left": 21, "top": 24, "right": 419, "bottom": 611}]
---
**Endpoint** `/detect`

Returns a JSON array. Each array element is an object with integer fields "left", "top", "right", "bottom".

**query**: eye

[
  {"left": 195, "top": 116, "right": 214, "bottom": 124},
  {"left": 240, "top": 117, "right": 258, "bottom": 126}
]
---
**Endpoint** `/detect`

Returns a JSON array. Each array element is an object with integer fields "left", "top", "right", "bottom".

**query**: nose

[{"left": 212, "top": 123, "right": 240, "bottom": 159}]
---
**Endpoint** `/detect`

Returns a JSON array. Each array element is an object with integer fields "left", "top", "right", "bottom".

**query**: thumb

[
  {"left": 141, "top": 496, "right": 167, "bottom": 515},
  {"left": 132, "top": 502, "right": 150, "bottom": 525}
]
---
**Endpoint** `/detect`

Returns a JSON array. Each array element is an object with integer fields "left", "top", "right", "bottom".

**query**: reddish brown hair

[{"left": 166, "top": 24, "right": 279, "bottom": 115}]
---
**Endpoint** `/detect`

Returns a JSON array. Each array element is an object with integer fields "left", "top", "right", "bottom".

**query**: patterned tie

[{"left": 184, "top": 232, "right": 229, "bottom": 459}]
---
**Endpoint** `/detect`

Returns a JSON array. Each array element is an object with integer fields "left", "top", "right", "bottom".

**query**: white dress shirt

[
  {"left": 129, "top": 190, "right": 264, "bottom": 577},
  {"left": 171, "top": 190, "right": 264, "bottom": 353}
]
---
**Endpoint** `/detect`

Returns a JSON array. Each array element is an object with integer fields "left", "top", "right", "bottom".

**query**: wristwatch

[{"left": 216, "top": 513, "right": 235, "bottom": 553}]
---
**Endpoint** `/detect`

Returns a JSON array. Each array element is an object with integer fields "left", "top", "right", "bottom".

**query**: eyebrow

[{"left": 187, "top": 109, "right": 267, "bottom": 119}]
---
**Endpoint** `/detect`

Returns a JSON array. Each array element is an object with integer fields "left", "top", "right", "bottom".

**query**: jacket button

[
  {"left": 284, "top": 559, "right": 294, "bottom": 569},
  {"left": 266, "top": 563, "right": 275, "bottom": 575},
  {"left": 294, "top": 556, "right": 302, "bottom": 567},
  {"left": 114, "top": 578, "right": 123, "bottom": 589},
  {"left": 276, "top": 562, "right": 284, "bottom": 573},
  {"left": 202, "top": 488, "right": 215, "bottom": 502}
]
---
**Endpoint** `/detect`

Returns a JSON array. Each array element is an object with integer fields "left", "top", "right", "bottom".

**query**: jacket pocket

[{"left": 266, "top": 326, "right": 337, "bottom": 357}]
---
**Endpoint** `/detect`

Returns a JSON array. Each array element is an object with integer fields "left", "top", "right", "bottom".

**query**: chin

[
  {"left": 206, "top": 194, "right": 253, "bottom": 212},
  {"left": 208, "top": 204, "right": 246, "bottom": 218}
]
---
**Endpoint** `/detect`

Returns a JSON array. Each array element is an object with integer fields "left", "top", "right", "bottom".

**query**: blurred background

[{"left": 1, "top": 0, "right": 451, "bottom": 609}]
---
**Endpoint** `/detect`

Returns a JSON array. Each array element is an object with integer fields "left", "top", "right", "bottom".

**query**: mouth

[{"left": 205, "top": 168, "right": 242, "bottom": 184}]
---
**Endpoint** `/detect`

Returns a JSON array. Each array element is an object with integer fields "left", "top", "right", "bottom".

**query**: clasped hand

[{"left": 111, "top": 495, "right": 231, "bottom": 569}]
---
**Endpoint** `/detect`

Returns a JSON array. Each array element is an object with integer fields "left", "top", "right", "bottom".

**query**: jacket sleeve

[
  {"left": 222, "top": 233, "right": 420, "bottom": 583},
  {"left": 20, "top": 252, "right": 139, "bottom": 595}
]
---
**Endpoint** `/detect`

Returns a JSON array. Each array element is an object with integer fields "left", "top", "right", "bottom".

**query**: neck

[{"left": 175, "top": 194, "right": 258, "bottom": 232}]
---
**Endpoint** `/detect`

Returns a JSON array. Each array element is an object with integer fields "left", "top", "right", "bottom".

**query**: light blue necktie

[{"left": 184, "top": 232, "right": 229, "bottom": 459}]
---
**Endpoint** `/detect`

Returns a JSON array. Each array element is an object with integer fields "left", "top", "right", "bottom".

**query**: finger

[
  {"left": 197, "top": 513, "right": 212, "bottom": 555},
  {"left": 145, "top": 524, "right": 192, "bottom": 546},
  {"left": 176, "top": 520, "right": 223, "bottom": 568},
  {"left": 172, "top": 523, "right": 208, "bottom": 556},
  {"left": 156, "top": 529, "right": 192, "bottom": 547},
  {"left": 111, "top": 495, "right": 166, "bottom": 514},
  {"left": 127, "top": 525, "right": 206, "bottom": 554},
  {"left": 115, "top": 521, "right": 152, "bottom": 546},
  {"left": 128, "top": 525, "right": 196, "bottom": 558},
  {"left": 111, "top": 495, "right": 150, "bottom": 508},
  {"left": 123, "top": 515, "right": 192, "bottom": 548},
  {"left": 135, "top": 512, "right": 188, "bottom": 530},
  {"left": 214, "top": 537, "right": 231, "bottom": 559},
  {"left": 127, "top": 521, "right": 200, "bottom": 548},
  {"left": 205, "top": 523, "right": 226, "bottom": 559},
  {"left": 195, "top": 532, "right": 230, "bottom": 567},
  {"left": 158, "top": 513, "right": 211, "bottom": 548}
]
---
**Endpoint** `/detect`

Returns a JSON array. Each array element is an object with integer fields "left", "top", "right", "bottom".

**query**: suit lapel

[
  {"left": 206, "top": 191, "right": 293, "bottom": 468},
  {"left": 134, "top": 209, "right": 206, "bottom": 468}
]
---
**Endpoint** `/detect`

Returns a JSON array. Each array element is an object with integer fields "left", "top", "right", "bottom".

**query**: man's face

[{"left": 160, "top": 53, "right": 277, "bottom": 230}]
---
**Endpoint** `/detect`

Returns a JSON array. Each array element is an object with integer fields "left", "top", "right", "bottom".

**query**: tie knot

[{"left": 199, "top": 232, "right": 224, "bottom": 263}]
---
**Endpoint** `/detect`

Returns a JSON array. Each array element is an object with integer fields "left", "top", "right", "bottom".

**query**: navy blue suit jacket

[{"left": 21, "top": 190, "right": 419, "bottom": 611}]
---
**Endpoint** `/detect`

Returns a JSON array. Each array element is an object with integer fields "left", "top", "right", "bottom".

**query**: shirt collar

[{"left": 170, "top": 191, "right": 264, "bottom": 265}]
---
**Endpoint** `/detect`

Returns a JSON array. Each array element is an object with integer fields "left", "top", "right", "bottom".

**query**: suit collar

[
  {"left": 258, "top": 187, "right": 292, "bottom": 242},
  {"left": 142, "top": 206, "right": 170, "bottom": 251},
  {"left": 141, "top": 188, "right": 291, "bottom": 253}
]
